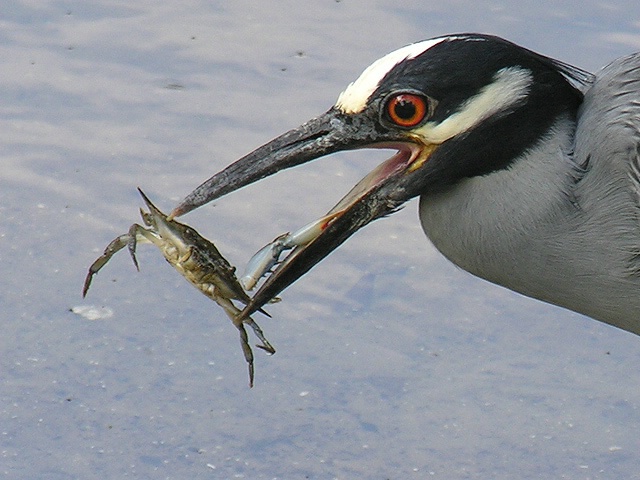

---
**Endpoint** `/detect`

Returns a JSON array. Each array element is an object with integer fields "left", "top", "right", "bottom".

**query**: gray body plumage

[{"left": 420, "top": 53, "right": 640, "bottom": 332}]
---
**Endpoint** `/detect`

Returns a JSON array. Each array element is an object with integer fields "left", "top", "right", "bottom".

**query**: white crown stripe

[{"left": 335, "top": 37, "right": 463, "bottom": 114}]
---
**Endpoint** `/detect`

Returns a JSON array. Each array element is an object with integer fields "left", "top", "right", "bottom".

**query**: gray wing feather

[
  {"left": 575, "top": 53, "right": 640, "bottom": 172},
  {"left": 573, "top": 52, "right": 640, "bottom": 280}
]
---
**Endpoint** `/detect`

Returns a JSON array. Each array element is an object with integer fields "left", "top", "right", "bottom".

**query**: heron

[{"left": 171, "top": 33, "right": 640, "bottom": 335}]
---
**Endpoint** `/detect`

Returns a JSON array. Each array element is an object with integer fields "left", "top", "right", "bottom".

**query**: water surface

[{"left": 2, "top": 1, "right": 640, "bottom": 478}]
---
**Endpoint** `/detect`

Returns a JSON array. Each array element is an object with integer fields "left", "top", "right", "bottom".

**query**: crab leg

[{"left": 241, "top": 211, "right": 343, "bottom": 290}]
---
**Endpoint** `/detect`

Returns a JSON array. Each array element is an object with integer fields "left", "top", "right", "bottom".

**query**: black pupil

[{"left": 395, "top": 99, "right": 416, "bottom": 119}]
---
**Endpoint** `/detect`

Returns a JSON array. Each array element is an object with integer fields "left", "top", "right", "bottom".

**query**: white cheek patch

[
  {"left": 335, "top": 37, "right": 451, "bottom": 114},
  {"left": 414, "top": 66, "right": 533, "bottom": 144}
]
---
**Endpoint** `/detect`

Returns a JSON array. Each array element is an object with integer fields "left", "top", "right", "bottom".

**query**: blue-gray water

[{"left": 2, "top": 1, "right": 640, "bottom": 478}]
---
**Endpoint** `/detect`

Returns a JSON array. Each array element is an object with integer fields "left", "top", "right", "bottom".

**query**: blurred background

[{"left": 2, "top": 1, "right": 640, "bottom": 478}]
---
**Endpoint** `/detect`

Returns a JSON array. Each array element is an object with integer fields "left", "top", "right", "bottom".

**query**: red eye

[{"left": 386, "top": 93, "right": 428, "bottom": 127}]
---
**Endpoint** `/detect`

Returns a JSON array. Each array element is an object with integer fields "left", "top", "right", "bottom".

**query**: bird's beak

[{"left": 171, "top": 107, "right": 437, "bottom": 317}]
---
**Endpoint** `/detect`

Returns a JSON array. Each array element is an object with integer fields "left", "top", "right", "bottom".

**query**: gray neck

[{"left": 419, "top": 119, "right": 640, "bottom": 333}]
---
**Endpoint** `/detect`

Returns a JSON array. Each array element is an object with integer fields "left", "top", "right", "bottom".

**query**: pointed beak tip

[{"left": 168, "top": 203, "right": 189, "bottom": 220}]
